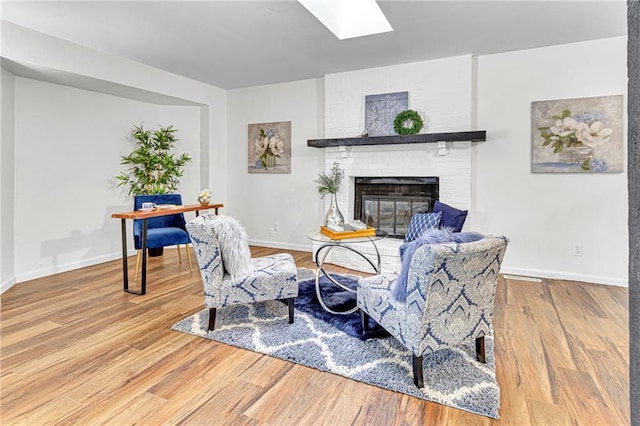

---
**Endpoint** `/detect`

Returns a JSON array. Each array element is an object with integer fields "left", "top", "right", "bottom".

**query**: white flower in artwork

[
  {"left": 255, "top": 136, "right": 268, "bottom": 156},
  {"left": 575, "top": 121, "right": 613, "bottom": 147},
  {"left": 550, "top": 117, "right": 579, "bottom": 137},
  {"left": 254, "top": 128, "right": 284, "bottom": 169},
  {"left": 268, "top": 135, "right": 285, "bottom": 155}
]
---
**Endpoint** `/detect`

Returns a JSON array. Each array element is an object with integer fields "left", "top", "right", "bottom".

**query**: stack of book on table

[{"left": 320, "top": 223, "right": 376, "bottom": 239}]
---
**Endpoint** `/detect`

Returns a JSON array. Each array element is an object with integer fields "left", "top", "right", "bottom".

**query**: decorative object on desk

[
  {"left": 532, "top": 95, "right": 623, "bottom": 173},
  {"left": 116, "top": 124, "right": 192, "bottom": 195},
  {"left": 171, "top": 268, "right": 501, "bottom": 419},
  {"left": 365, "top": 91, "right": 408, "bottom": 136},
  {"left": 315, "top": 162, "right": 345, "bottom": 227},
  {"left": 361, "top": 129, "right": 368, "bottom": 137},
  {"left": 197, "top": 188, "right": 211, "bottom": 205},
  {"left": 248, "top": 121, "right": 291, "bottom": 174},
  {"left": 394, "top": 109, "right": 424, "bottom": 135}
]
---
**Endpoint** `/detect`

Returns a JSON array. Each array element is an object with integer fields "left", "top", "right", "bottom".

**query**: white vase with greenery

[{"left": 315, "top": 162, "right": 345, "bottom": 227}]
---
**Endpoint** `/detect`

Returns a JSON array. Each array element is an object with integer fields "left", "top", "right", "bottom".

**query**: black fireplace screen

[{"left": 354, "top": 177, "right": 439, "bottom": 239}]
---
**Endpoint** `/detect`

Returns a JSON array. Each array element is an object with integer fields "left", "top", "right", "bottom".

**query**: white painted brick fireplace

[{"left": 315, "top": 55, "right": 475, "bottom": 273}]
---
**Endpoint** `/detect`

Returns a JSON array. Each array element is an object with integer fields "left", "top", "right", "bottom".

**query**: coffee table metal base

[{"left": 314, "top": 241, "right": 381, "bottom": 315}]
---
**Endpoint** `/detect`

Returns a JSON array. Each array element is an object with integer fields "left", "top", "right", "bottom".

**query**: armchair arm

[{"left": 358, "top": 272, "right": 398, "bottom": 291}]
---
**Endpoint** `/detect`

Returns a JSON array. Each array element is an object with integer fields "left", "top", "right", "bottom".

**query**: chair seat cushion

[
  {"left": 138, "top": 227, "right": 191, "bottom": 249},
  {"left": 208, "top": 253, "right": 298, "bottom": 307}
]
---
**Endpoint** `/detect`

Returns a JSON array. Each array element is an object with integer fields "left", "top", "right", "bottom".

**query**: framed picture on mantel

[
  {"left": 365, "top": 91, "right": 408, "bottom": 137},
  {"left": 248, "top": 121, "right": 291, "bottom": 174}
]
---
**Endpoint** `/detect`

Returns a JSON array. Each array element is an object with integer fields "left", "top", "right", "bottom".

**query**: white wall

[
  {"left": 474, "top": 37, "right": 628, "bottom": 286},
  {"left": 226, "top": 79, "right": 325, "bottom": 250},
  {"left": 1, "top": 67, "right": 16, "bottom": 292},
  {"left": 1, "top": 22, "right": 228, "bottom": 286},
  {"left": 13, "top": 78, "right": 201, "bottom": 281}
]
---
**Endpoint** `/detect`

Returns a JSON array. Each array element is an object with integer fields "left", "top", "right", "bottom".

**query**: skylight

[{"left": 298, "top": 0, "right": 393, "bottom": 40}]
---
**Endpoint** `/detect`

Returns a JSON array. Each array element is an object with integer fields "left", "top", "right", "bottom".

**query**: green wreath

[{"left": 394, "top": 110, "right": 424, "bottom": 135}]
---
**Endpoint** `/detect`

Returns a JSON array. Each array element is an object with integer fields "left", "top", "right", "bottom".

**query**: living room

[{"left": 1, "top": 1, "right": 637, "bottom": 424}]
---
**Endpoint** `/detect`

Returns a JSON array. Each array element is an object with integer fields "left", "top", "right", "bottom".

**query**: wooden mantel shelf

[{"left": 307, "top": 130, "right": 486, "bottom": 148}]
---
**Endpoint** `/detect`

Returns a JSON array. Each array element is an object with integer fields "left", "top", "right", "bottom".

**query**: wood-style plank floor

[{"left": 0, "top": 246, "right": 630, "bottom": 425}]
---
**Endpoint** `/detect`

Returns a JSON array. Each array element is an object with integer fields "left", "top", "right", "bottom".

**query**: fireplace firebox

[{"left": 354, "top": 177, "right": 439, "bottom": 239}]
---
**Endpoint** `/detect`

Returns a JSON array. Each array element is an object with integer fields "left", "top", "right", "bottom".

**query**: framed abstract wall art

[
  {"left": 248, "top": 121, "right": 291, "bottom": 174},
  {"left": 365, "top": 91, "right": 408, "bottom": 136},
  {"left": 531, "top": 95, "right": 623, "bottom": 173}
]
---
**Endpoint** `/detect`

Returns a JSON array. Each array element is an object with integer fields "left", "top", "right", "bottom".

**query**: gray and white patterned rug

[{"left": 171, "top": 268, "right": 500, "bottom": 418}]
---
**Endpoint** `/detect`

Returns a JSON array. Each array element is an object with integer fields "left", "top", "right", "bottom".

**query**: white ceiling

[{"left": 1, "top": 0, "right": 628, "bottom": 90}]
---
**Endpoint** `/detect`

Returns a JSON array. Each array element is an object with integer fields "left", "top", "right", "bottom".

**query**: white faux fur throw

[{"left": 209, "top": 214, "right": 252, "bottom": 277}]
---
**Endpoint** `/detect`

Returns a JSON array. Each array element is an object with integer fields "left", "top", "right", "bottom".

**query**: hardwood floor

[{"left": 0, "top": 246, "right": 630, "bottom": 425}]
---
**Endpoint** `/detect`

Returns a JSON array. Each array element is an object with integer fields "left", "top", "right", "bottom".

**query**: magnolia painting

[
  {"left": 532, "top": 95, "right": 623, "bottom": 173},
  {"left": 248, "top": 121, "right": 291, "bottom": 174}
]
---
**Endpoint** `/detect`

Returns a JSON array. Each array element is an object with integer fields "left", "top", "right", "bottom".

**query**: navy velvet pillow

[
  {"left": 404, "top": 211, "right": 442, "bottom": 242},
  {"left": 433, "top": 201, "right": 468, "bottom": 232},
  {"left": 391, "top": 228, "right": 484, "bottom": 302}
]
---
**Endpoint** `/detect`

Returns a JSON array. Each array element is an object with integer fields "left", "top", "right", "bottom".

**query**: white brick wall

[
  {"left": 323, "top": 55, "right": 474, "bottom": 223},
  {"left": 316, "top": 56, "right": 475, "bottom": 272}
]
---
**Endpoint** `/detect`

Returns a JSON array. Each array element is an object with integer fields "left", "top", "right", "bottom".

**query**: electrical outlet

[
  {"left": 269, "top": 228, "right": 275, "bottom": 237},
  {"left": 573, "top": 245, "right": 583, "bottom": 257},
  {"left": 273, "top": 222, "right": 279, "bottom": 232}
]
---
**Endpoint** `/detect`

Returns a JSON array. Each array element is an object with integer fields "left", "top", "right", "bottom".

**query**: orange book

[{"left": 320, "top": 226, "right": 376, "bottom": 240}]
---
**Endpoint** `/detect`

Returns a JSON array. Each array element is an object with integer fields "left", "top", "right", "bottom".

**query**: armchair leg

[
  {"left": 208, "top": 307, "right": 217, "bottom": 331},
  {"left": 412, "top": 355, "right": 424, "bottom": 388},
  {"left": 177, "top": 244, "right": 183, "bottom": 263},
  {"left": 287, "top": 298, "right": 295, "bottom": 324},
  {"left": 360, "top": 310, "right": 370, "bottom": 334},
  {"left": 476, "top": 335, "right": 486, "bottom": 363}
]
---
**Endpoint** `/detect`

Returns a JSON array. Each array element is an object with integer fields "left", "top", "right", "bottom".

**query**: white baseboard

[
  {"left": 499, "top": 266, "right": 628, "bottom": 287},
  {"left": 248, "top": 239, "right": 312, "bottom": 253},
  {"left": 15, "top": 249, "right": 138, "bottom": 284},
  {"left": 1, "top": 277, "right": 17, "bottom": 294}
]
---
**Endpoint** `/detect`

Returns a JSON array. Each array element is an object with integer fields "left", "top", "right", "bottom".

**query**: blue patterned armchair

[
  {"left": 357, "top": 235, "right": 509, "bottom": 388},
  {"left": 186, "top": 214, "right": 298, "bottom": 330}
]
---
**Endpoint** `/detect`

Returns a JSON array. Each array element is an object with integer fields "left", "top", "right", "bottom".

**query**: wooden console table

[{"left": 111, "top": 203, "right": 224, "bottom": 295}]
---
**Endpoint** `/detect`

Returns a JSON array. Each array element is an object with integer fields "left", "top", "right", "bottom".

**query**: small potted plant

[{"left": 315, "top": 162, "right": 345, "bottom": 227}]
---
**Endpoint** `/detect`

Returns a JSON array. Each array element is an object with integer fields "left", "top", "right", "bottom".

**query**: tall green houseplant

[{"left": 117, "top": 124, "right": 192, "bottom": 195}]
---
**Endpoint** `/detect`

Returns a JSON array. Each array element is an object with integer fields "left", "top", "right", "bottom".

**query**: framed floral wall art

[
  {"left": 531, "top": 95, "right": 623, "bottom": 173},
  {"left": 248, "top": 121, "right": 291, "bottom": 174}
]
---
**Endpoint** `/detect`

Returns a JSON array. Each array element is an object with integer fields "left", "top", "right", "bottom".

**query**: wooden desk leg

[
  {"left": 125, "top": 218, "right": 146, "bottom": 295},
  {"left": 120, "top": 219, "right": 129, "bottom": 292},
  {"left": 141, "top": 219, "right": 148, "bottom": 295}
]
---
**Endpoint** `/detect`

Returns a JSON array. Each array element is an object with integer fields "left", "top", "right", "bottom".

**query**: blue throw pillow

[
  {"left": 404, "top": 211, "right": 442, "bottom": 242},
  {"left": 433, "top": 201, "right": 468, "bottom": 232}
]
